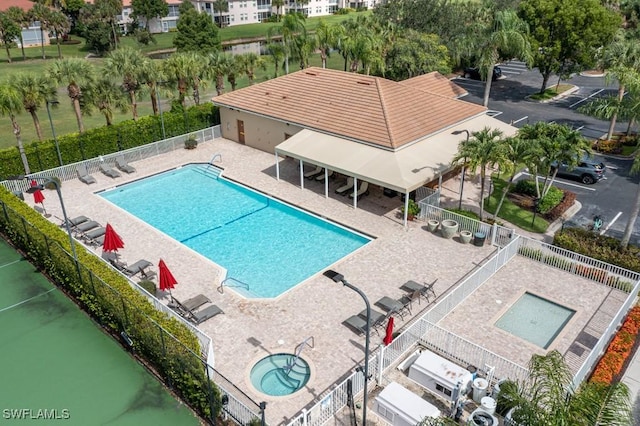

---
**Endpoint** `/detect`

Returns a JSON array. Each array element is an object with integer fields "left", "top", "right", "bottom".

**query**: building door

[{"left": 237, "top": 120, "right": 245, "bottom": 144}]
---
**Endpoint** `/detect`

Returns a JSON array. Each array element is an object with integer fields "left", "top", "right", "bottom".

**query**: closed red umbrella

[
  {"left": 159, "top": 259, "right": 178, "bottom": 295},
  {"left": 30, "top": 180, "right": 46, "bottom": 215},
  {"left": 102, "top": 223, "right": 125, "bottom": 253},
  {"left": 383, "top": 316, "right": 395, "bottom": 346}
]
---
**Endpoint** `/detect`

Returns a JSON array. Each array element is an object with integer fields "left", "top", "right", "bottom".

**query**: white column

[
  {"left": 299, "top": 159, "right": 304, "bottom": 190},
  {"left": 275, "top": 151, "right": 280, "bottom": 181},
  {"left": 324, "top": 169, "right": 329, "bottom": 198},
  {"left": 353, "top": 177, "right": 358, "bottom": 209},
  {"left": 403, "top": 192, "right": 409, "bottom": 228}
]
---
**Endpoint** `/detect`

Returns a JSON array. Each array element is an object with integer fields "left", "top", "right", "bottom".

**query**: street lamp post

[
  {"left": 452, "top": 130, "right": 470, "bottom": 210},
  {"left": 154, "top": 84, "right": 166, "bottom": 140},
  {"left": 324, "top": 270, "right": 370, "bottom": 426},
  {"left": 46, "top": 100, "right": 64, "bottom": 167}
]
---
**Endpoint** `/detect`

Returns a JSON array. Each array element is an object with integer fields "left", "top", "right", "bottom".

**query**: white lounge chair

[
  {"left": 304, "top": 165, "right": 323, "bottom": 179},
  {"left": 335, "top": 177, "right": 354, "bottom": 196},
  {"left": 315, "top": 170, "right": 334, "bottom": 181},
  {"left": 348, "top": 181, "right": 369, "bottom": 199}
]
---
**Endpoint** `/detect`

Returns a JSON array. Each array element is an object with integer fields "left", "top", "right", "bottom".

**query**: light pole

[
  {"left": 154, "top": 84, "right": 166, "bottom": 140},
  {"left": 452, "top": 130, "right": 470, "bottom": 210},
  {"left": 46, "top": 100, "right": 64, "bottom": 167},
  {"left": 324, "top": 269, "right": 370, "bottom": 426}
]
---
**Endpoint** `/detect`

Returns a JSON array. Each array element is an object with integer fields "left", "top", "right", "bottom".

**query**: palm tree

[
  {"left": 208, "top": 51, "right": 232, "bottom": 96},
  {"left": 138, "top": 58, "right": 164, "bottom": 116},
  {"left": 226, "top": 55, "right": 244, "bottom": 91},
  {"left": 81, "top": 77, "right": 129, "bottom": 126},
  {"left": 267, "top": 13, "right": 306, "bottom": 74},
  {"left": 30, "top": 3, "right": 52, "bottom": 60},
  {"left": 0, "top": 11, "right": 21, "bottom": 64},
  {"left": 104, "top": 47, "right": 146, "bottom": 120},
  {"left": 590, "top": 31, "right": 640, "bottom": 140},
  {"left": 294, "top": 32, "right": 317, "bottom": 70},
  {"left": 0, "top": 83, "right": 30, "bottom": 174},
  {"left": 455, "top": 9, "right": 531, "bottom": 107},
  {"left": 5, "top": 7, "right": 28, "bottom": 61},
  {"left": 9, "top": 73, "right": 57, "bottom": 141},
  {"left": 314, "top": 20, "right": 339, "bottom": 69},
  {"left": 271, "top": 0, "right": 284, "bottom": 21},
  {"left": 238, "top": 52, "right": 266, "bottom": 85},
  {"left": 492, "top": 136, "right": 538, "bottom": 219},
  {"left": 498, "top": 350, "right": 633, "bottom": 425},
  {"left": 47, "top": 57, "right": 95, "bottom": 133},
  {"left": 266, "top": 42, "right": 285, "bottom": 78},
  {"left": 48, "top": 10, "right": 70, "bottom": 59},
  {"left": 162, "top": 52, "right": 198, "bottom": 107},
  {"left": 212, "top": 0, "right": 228, "bottom": 28},
  {"left": 451, "top": 127, "right": 504, "bottom": 220}
]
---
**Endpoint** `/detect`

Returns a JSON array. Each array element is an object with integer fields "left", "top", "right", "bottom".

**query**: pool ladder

[
  {"left": 208, "top": 153, "right": 222, "bottom": 167},
  {"left": 218, "top": 277, "right": 250, "bottom": 294},
  {"left": 283, "top": 336, "right": 314, "bottom": 375}
]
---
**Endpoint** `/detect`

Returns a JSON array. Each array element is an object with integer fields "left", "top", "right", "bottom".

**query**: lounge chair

[
  {"left": 304, "top": 165, "right": 323, "bottom": 180},
  {"left": 82, "top": 227, "right": 106, "bottom": 245},
  {"left": 76, "top": 164, "right": 97, "bottom": 185},
  {"left": 100, "top": 163, "right": 121, "bottom": 179},
  {"left": 343, "top": 308, "right": 387, "bottom": 335},
  {"left": 348, "top": 181, "right": 370, "bottom": 199},
  {"left": 375, "top": 296, "right": 411, "bottom": 320},
  {"left": 123, "top": 259, "right": 153, "bottom": 277},
  {"left": 62, "top": 215, "right": 90, "bottom": 229},
  {"left": 335, "top": 177, "right": 355, "bottom": 196},
  {"left": 170, "top": 294, "right": 211, "bottom": 312},
  {"left": 115, "top": 156, "right": 135, "bottom": 174},
  {"left": 103, "top": 252, "right": 127, "bottom": 270},
  {"left": 315, "top": 170, "right": 334, "bottom": 181},
  {"left": 188, "top": 304, "right": 223, "bottom": 325},
  {"left": 73, "top": 220, "right": 100, "bottom": 236},
  {"left": 400, "top": 279, "right": 437, "bottom": 303}
]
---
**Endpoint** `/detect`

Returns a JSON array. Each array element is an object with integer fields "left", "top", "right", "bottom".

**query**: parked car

[
  {"left": 463, "top": 66, "right": 503, "bottom": 81},
  {"left": 551, "top": 156, "right": 606, "bottom": 184}
]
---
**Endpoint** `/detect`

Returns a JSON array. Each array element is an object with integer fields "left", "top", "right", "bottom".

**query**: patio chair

[
  {"left": 61, "top": 215, "right": 90, "bottom": 229},
  {"left": 115, "top": 156, "right": 136, "bottom": 174},
  {"left": 103, "top": 252, "right": 127, "bottom": 270},
  {"left": 375, "top": 295, "right": 411, "bottom": 320},
  {"left": 100, "top": 163, "right": 122, "bottom": 179},
  {"left": 348, "top": 181, "right": 369, "bottom": 200},
  {"left": 76, "top": 164, "right": 97, "bottom": 185},
  {"left": 335, "top": 177, "right": 355, "bottom": 196},
  {"left": 73, "top": 220, "right": 100, "bottom": 236},
  {"left": 170, "top": 294, "right": 211, "bottom": 313},
  {"left": 315, "top": 170, "right": 334, "bottom": 181},
  {"left": 123, "top": 259, "right": 153, "bottom": 277},
  {"left": 343, "top": 308, "right": 387, "bottom": 335},
  {"left": 82, "top": 227, "right": 106, "bottom": 245},
  {"left": 400, "top": 279, "right": 437, "bottom": 303},
  {"left": 304, "top": 165, "right": 323, "bottom": 179},
  {"left": 188, "top": 304, "right": 223, "bottom": 325}
]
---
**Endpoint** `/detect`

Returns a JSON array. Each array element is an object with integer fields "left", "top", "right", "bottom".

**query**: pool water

[
  {"left": 495, "top": 292, "right": 575, "bottom": 349},
  {"left": 100, "top": 164, "right": 370, "bottom": 298},
  {"left": 250, "top": 353, "right": 311, "bottom": 396}
]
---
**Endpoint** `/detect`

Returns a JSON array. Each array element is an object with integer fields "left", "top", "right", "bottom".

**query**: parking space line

[
  {"left": 569, "top": 88, "right": 604, "bottom": 108},
  {"left": 521, "top": 172, "right": 597, "bottom": 191},
  {"left": 511, "top": 116, "right": 529, "bottom": 125},
  {"left": 601, "top": 211, "right": 622, "bottom": 235}
]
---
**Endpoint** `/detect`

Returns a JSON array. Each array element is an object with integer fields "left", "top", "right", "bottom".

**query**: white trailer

[
  {"left": 408, "top": 350, "right": 473, "bottom": 403},
  {"left": 373, "top": 381, "right": 441, "bottom": 426}
]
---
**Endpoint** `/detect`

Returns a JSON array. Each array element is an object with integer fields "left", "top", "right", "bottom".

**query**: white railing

[
  {"left": 517, "top": 236, "right": 639, "bottom": 291},
  {"left": 416, "top": 186, "right": 440, "bottom": 208},
  {"left": 2, "top": 126, "right": 220, "bottom": 193}
]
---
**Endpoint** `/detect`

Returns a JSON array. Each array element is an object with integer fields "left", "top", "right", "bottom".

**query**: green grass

[
  {"left": 484, "top": 178, "right": 549, "bottom": 233},
  {"left": 528, "top": 84, "right": 574, "bottom": 101},
  {"left": 621, "top": 144, "right": 637, "bottom": 156}
]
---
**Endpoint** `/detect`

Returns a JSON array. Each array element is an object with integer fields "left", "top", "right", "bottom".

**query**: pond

[{"left": 148, "top": 41, "right": 266, "bottom": 59}]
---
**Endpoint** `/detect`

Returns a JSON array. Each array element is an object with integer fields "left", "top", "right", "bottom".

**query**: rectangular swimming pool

[
  {"left": 100, "top": 164, "right": 371, "bottom": 298},
  {"left": 495, "top": 292, "right": 575, "bottom": 349}
]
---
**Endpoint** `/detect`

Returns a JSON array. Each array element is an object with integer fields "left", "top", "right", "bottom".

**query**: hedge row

[
  {"left": 553, "top": 228, "right": 640, "bottom": 273},
  {"left": 0, "top": 103, "right": 219, "bottom": 179},
  {"left": 0, "top": 186, "right": 219, "bottom": 422}
]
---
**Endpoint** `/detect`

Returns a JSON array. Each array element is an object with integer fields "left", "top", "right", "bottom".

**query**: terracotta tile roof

[
  {"left": 213, "top": 67, "right": 486, "bottom": 149},
  {"left": 0, "top": 0, "right": 38, "bottom": 12},
  {"left": 401, "top": 72, "right": 468, "bottom": 98}
]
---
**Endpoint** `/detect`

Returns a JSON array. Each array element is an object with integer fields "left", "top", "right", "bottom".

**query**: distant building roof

[
  {"left": 0, "top": 0, "right": 37, "bottom": 12},
  {"left": 213, "top": 67, "right": 486, "bottom": 150},
  {"left": 400, "top": 72, "right": 468, "bottom": 99}
]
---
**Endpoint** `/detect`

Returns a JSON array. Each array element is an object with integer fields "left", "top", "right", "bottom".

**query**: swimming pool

[
  {"left": 495, "top": 292, "right": 575, "bottom": 349},
  {"left": 100, "top": 164, "right": 370, "bottom": 298}
]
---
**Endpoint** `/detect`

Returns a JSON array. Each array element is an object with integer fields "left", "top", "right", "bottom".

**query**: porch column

[
  {"left": 353, "top": 177, "right": 358, "bottom": 209},
  {"left": 324, "top": 169, "right": 329, "bottom": 198},
  {"left": 275, "top": 151, "right": 280, "bottom": 181},
  {"left": 299, "top": 159, "right": 304, "bottom": 190},
  {"left": 403, "top": 192, "right": 409, "bottom": 228}
]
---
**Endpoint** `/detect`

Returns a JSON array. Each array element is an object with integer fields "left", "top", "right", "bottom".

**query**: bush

[
  {"left": 545, "top": 191, "right": 576, "bottom": 221},
  {"left": 553, "top": 227, "right": 640, "bottom": 272},
  {"left": 138, "top": 280, "right": 156, "bottom": 295},
  {"left": 512, "top": 179, "right": 564, "bottom": 214},
  {"left": 445, "top": 209, "right": 480, "bottom": 220},
  {"left": 334, "top": 7, "right": 354, "bottom": 14},
  {"left": 513, "top": 179, "right": 537, "bottom": 196}
]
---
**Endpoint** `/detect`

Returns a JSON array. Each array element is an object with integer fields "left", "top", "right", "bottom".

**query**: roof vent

[
  {"left": 357, "top": 80, "right": 373, "bottom": 85},
  {"left": 282, "top": 95, "right": 288, "bottom": 99},
  {"left": 265, "top": 91, "right": 270, "bottom": 95},
  {"left": 305, "top": 71, "right": 318, "bottom": 76}
]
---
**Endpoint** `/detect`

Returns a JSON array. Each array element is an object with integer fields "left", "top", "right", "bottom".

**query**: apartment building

[{"left": 0, "top": 0, "right": 51, "bottom": 47}]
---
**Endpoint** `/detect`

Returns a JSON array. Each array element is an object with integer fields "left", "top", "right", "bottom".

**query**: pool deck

[{"left": 28, "top": 137, "right": 625, "bottom": 425}]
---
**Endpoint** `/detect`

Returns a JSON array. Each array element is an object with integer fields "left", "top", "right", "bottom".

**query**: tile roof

[
  {"left": 401, "top": 72, "right": 468, "bottom": 98},
  {"left": 0, "top": 0, "right": 38, "bottom": 11},
  {"left": 213, "top": 67, "right": 486, "bottom": 149}
]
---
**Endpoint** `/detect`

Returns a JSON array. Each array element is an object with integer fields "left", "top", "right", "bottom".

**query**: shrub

[
  {"left": 594, "top": 139, "right": 622, "bottom": 154},
  {"left": 545, "top": 191, "right": 576, "bottom": 221},
  {"left": 512, "top": 179, "right": 564, "bottom": 214},
  {"left": 334, "top": 7, "right": 354, "bottom": 14},
  {"left": 513, "top": 179, "right": 537, "bottom": 196},
  {"left": 138, "top": 280, "right": 156, "bottom": 295},
  {"left": 445, "top": 209, "right": 480, "bottom": 220}
]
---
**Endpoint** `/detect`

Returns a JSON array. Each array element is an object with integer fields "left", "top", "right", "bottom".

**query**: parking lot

[{"left": 454, "top": 62, "right": 640, "bottom": 244}]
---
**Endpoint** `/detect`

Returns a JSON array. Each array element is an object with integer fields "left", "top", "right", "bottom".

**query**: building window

[{"left": 257, "top": 11, "right": 271, "bottom": 21}]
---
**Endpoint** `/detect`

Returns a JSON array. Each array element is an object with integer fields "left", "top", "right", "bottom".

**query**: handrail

[
  {"left": 218, "top": 276, "right": 250, "bottom": 294},
  {"left": 210, "top": 153, "right": 222, "bottom": 164},
  {"left": 284, "top": 336, "right": 314, "bottom": 374}
]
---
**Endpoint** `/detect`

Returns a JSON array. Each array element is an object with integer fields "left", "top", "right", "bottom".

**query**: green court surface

[{"left": 0, "top": 238, "right": 201, "bottom": 425}]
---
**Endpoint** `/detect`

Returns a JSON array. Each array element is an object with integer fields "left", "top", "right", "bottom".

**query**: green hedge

[
  {"left": 0, "top": 104, "right": 219, "bottom": 179},
  {"left": 0, "top": 186, "right": 220, "bottom": 422},
  {"left": 554, "top": 227, "right": 640, "bottom": 273},
  {"left": 513, "top": 179, "right": 564, "bottom": 214}
]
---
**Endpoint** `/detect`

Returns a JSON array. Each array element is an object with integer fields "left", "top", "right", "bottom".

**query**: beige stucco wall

[{"left": 219, "top": 107, "right": 304, "bottom": 153}]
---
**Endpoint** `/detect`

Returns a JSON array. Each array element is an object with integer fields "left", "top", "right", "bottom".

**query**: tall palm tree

[
  {"left": 238, "top": 52, "right": 266, "bottom": 85},
  {"left": 138, "top": 57, "right": 164, "bottom": 116},
  {"left": 593, "top": 31, "right": 640, "bottom": 140},
  {"left": 267, "top": 13, "right": 306, "bottom": 74},
  {"left": 271, "top": 0, "right": 284, "bottom": 22},
  {"left": 48, "top": 10, "right": 70, "bottom": 59},
  {"left": 212, "top": 0, "right": 228, "bottom": 28},
  {"left": 294, "top": 31, "right": 317, "bottom": 70},
  {"left": 208, "top": 51, "right": 232, "bottom": 96},
  {"left": 162, "top": 52, "right": 198, "bottom": 107},
  {"left": 5, "top": 7, "right": 28, "bottom": 61},
  {"left": 30, "top": 3, "right": 51, "bottom": 60},
  {"left": 226, "top": 55, "right": 244, "bottom": 91},
  {"left": 81, "top": 77, "right": 129, "bottom": 126},
  {"left": 498, "top": 350, "right": 633, "bottom": 425},
  {"left": 9, "top": 73, "right": 56, "bottom": 141},
  {"left": 47, "top": 57, "right": 95, "bottom": 133},
  {"left": 0, "top": 83, "right": 30, "bottom": 174},
  {"left": 314, "top": 20, "right": 339, "bottom": 69},
  {"left": 104, "top": 47, "right": 146, "bottom": 120},
  {"left": 455, "top": 9, "right": 531, "bottom": 107},
  {"left": 451, "top": 127, "right": 504, "bottom": 220},
  {"left": 266, "top": 41, "right": 285, "bottom": 78}
]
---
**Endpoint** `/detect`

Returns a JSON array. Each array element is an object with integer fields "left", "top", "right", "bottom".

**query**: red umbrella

[
  {"left": 30, "top": 180, "right": 47, "bottom": 215},
  {"left": 159, "top": 259, "right": 178, "bottom": 295},
  {"left": 102, "top": 223, "right": 125, "bottom": 253},
  {"left": 383, "top": 316, "right": 395, "bottom": 346}
]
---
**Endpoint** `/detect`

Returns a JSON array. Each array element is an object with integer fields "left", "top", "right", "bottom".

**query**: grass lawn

[
  {"left": 483, "top": 178, "right": 549, "bottom": 233},
  {"left": 528, "top": 83, "right": 575, "bottom": 101},
  {"left": 0, "top": 13, "right": 367, "bottom": 150}
]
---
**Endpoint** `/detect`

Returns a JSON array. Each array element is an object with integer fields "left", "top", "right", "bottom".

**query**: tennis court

[{"left": 0, "top": 238, "right": 200, "bottom": 425}]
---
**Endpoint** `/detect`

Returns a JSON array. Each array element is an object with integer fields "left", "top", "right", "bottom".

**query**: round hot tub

[{"left": 250, "top": 353, "right": 310, "bottom": 397}]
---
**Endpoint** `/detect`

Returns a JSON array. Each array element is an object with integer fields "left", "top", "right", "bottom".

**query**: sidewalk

[{"left": 438, "top": 171, "right": 640, "bottom": 423}]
